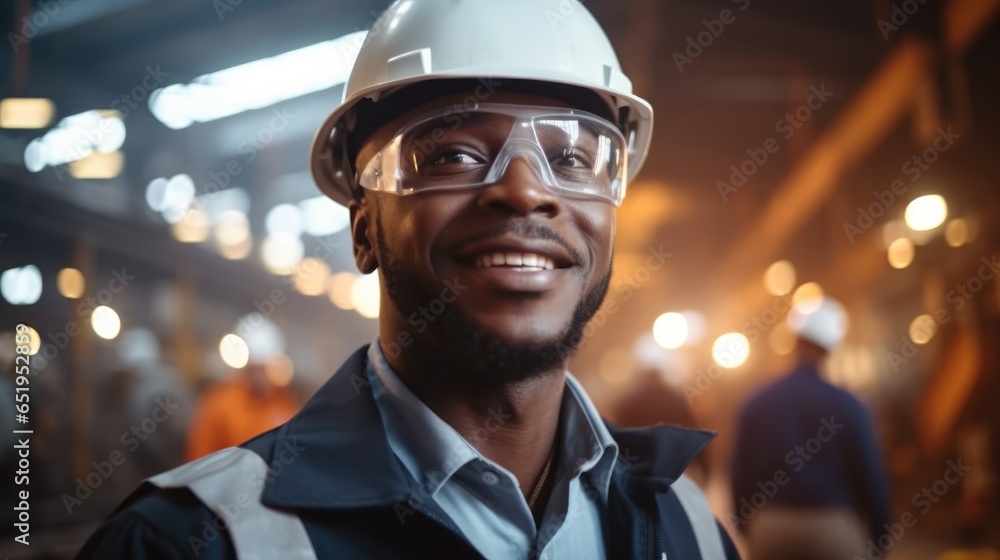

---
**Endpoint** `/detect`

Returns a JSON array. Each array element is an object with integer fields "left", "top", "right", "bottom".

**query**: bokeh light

[
  {"left": 328, "top": 272, "right": 357, "bottom": 310},
  {"left": 57, "top": 268, "right": 86, "bottom": 299},
  {"left": 712, "top": 332, "right": 750, "bottom": 369},
  {"left": 219, "top": 334, "right": 250, "bottom": 369},
  {"left": 904, "top": 195, "right": 948, "bottom": 232},
  {"left": 261, "top": 234, "right": 304, "bottom": 275},
  {"left": 292, "top": 258, "right": 332, "bottom": 297},
  {"left": 909, "top": 314, "right": 938, "bottom": 345},
  {"left": 945, "top": 218, "right": 969, "bottom": 247},
  {"left": 91, "top": 306, "right": 122, "bottom": 340},
  {"left": 350, "top": 274, "right": 381, "bottom": 319},
  {"left": 764, "top": 260, "right": 797, "bottom": 296},
  {"left": 652, "top": 312, "right": 689, "bottom": 349},
  {"left": 887, "top": 238, "right": 915, "bottom": 269},
  {"left": 1, "top": 265, "right": 43, "bottom": 305},
  {"left": 791, "top": 282, "right": 824, "bottom": 314},
  {"left": 171, "top": 207, "right": 210, "bottom": 243},
  {"left": 16, "top": 326, "right": 41, "bottom": 356}
]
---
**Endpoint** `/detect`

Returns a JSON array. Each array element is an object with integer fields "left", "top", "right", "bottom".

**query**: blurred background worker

[
  {"left": 184, "top": 314, "right": 301, "bottom": 460},
  {"left": 614, "top": 336, "right": 710, "bottom": 488},
  {"left": 729, "top": 296, "right": 890, "bottom": 560}
]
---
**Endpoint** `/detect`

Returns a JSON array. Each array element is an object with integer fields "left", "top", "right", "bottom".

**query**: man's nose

[{"left": 475, "top": 154, "right": 562, "bottom": 217}]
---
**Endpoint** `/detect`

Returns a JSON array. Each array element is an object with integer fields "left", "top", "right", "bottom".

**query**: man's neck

[{"left": 383, "top": 342, "right": 566, "bottom": 502}]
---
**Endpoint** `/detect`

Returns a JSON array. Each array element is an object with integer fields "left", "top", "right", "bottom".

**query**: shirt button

[{"left": 481, "top": 471, "right": 500, "bottom": 485}]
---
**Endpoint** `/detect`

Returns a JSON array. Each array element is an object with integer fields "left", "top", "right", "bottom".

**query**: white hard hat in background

[
  {"left": 310, "top": 0, "right": 654, "bottom": 206},
  {"left": 235, "top": 313, "right": 285, "bottom": 365},
  {"left": 787, "top": 297, "right": 849, "bottom": 352},
  {"left": 118, "top": 328, "right": 161, "bottom": 367}
]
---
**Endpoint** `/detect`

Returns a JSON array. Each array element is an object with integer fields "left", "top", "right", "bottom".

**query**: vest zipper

[{"left": 648, "top": 501, "right": 666, "bottom": 559}]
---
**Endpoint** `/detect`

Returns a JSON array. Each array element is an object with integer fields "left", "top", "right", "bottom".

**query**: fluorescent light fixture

[
  {"left": 24, "top": 110, "right": 125, "bottom": 172},
  {"left": 149, "top": 31, "right": 367, "bottom": 129},
  {"left": 0, "top": 98, "right": 55, "bottom": 129}
]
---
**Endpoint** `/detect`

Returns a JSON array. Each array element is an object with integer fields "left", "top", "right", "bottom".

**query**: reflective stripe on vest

[
  {"left": 669, "top": 475, "right": 727, "bottom": 560},
  {"left": 147, "top": 447, "right": 317, "bottom": 560},
  {"left": 148, "top": 449, "right": 724, "bottom": 559}
]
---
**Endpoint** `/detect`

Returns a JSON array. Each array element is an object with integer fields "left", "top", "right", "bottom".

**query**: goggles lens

[{"left": 358, "top": 104, "right": 627, "bottom": 206}]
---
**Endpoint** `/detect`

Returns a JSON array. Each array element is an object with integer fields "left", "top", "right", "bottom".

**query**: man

[
  {"left": 77, "top": 1, "right": 739, "bottom": 558},
  {"left": 729, "top": 297, "right": 890, "bottom": 560},
  {"left": 185, "top": 315, "right": 300, "bottom": 461}
]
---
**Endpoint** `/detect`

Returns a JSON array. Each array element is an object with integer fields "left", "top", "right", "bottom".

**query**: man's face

[{"left": 351, "top": 91, "right": 616, "bottom": 383}]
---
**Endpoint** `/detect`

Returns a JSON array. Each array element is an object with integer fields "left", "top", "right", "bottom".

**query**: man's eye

[
  {"left": 431, "top": 151, "right": 480, "bottom": 166},
  {"left": 551, "top": 149, "right": 593, "bottom": 169}
]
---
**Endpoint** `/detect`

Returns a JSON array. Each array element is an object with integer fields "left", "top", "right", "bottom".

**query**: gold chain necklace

[{"left": 527, "top": 447, "right": 556, "bottom": 510}]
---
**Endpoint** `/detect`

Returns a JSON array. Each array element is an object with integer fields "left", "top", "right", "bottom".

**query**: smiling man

[{"left": 77, "top": 1, "right": 739, "bottom": 559}]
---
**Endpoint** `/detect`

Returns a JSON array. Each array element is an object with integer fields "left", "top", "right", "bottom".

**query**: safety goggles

[{"left": 357, "top": 103, "right": 628, "bottom": 206}]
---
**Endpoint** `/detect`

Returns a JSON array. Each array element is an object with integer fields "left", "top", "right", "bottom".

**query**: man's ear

[{"left": 348, "top": 197, "right": 378, "bottom": 274}]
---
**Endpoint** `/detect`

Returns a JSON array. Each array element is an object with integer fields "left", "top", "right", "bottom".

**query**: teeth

[{"left": 476, "top": 252, "right": 555, "bottom": 270}]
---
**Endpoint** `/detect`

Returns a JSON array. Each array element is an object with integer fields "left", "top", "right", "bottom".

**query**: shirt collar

[
  {"left": 366, "top": 341, "right": 478, "bottom": 496},
  {"left": 367, "top": 340, "right": 620, "bottom": 500},
  {"left": 254, "top": 344, "right": 714, "bottom": 510}
]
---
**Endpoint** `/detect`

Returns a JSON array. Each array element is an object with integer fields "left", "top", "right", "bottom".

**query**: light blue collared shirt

[{"left": 366, "top": 341, "right": 619, "bottom": 560}]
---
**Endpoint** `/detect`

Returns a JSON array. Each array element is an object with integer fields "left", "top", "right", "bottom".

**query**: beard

[{"left": 376, "top": 220, "right": 610, "bottom": 386}]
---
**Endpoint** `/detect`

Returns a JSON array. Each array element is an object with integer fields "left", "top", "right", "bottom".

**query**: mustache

[{"left": 459, "top": 219, "right": 584, "bottom": 264}]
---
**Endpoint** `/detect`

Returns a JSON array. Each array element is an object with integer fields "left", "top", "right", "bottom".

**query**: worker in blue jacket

[
  {"left": 77, "top": 1, "right": 740, "bottom": 558},
  {"left": 730, "top": 297, "right": 890, "bottom": 560}
]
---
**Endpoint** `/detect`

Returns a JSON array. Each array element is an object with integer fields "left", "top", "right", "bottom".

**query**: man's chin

[{"left": 440, "top": 317, "right": 576, "bottom": 385}]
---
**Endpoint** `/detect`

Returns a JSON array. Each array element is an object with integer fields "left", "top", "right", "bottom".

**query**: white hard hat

[
  {"left": 235, "top": 313, "right": 285, "bottom": 365},
  {"left": 787, "top": 297, "right": 848, "bottom": 352},
  {"left": 118, "top": 328, "right": 161, "bottom": 367},
  {"left": 310, "top": 0, "right": 654, "bottom": 206}
]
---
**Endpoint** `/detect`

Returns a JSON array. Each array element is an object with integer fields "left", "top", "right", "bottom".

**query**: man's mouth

[{"left": 474, "top": 252, "right": 556, "bottom": 271}]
